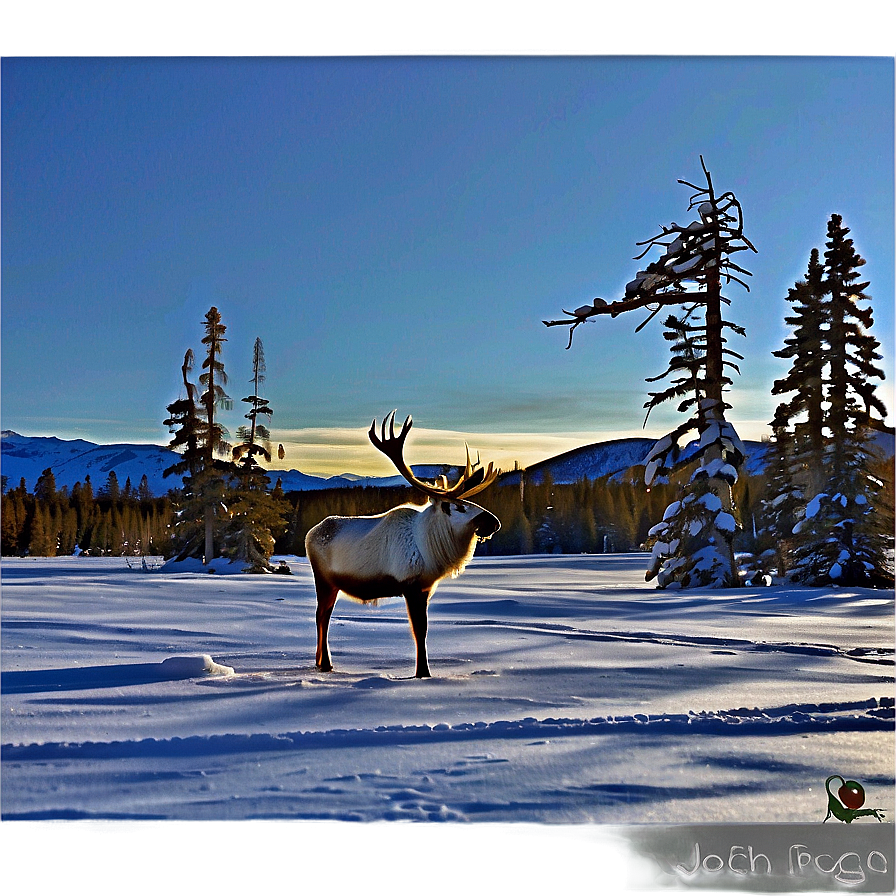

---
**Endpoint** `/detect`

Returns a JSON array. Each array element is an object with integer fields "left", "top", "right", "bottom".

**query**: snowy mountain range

[
  {"left": 2, "top": 428, "right": 892, "bottom": 497},
  {"left": 0, "top": 431, "right": 339, "bottom": 496}
]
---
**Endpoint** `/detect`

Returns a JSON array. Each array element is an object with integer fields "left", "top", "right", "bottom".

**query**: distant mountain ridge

[
  {"left": 2, "top": 428, "right": 892, "bottom": 497},
  {"left": 0, "top": 430, "right": 499, "bottom": 495},
  {"left": 1, "top": 431, "right": 338, "bottom": 496},
  {"left": 501, "top": 437, "right": 658, "bottom": 486}
]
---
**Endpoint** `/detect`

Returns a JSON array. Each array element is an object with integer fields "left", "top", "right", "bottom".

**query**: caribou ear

[{"left": 440, "top": 502, "right": 451, "bottom": 515}]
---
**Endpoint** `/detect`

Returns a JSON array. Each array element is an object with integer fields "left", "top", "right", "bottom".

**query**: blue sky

[{"left": 2, "top": 55, "right": 893, "bottom": 475}]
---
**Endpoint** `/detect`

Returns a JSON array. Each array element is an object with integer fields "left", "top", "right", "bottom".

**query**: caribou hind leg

[
  {"left": 314, "top": 576, "right": 338, "bottom": 672},
  {"left": 404, "top": 587, "right": 432, "bottom": 678}
]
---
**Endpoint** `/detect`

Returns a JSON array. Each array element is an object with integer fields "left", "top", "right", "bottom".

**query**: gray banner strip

[{"left": 0, "top": 820, "right": 896, "bottom": 896}]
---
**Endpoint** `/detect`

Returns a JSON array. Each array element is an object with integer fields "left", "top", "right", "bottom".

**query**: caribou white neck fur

[{"left": 415, "top": 498, "right": 485, "bottom": 583}]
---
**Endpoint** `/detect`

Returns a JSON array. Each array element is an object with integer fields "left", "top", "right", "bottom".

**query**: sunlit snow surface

[{"left": 2, "top": 554, "right": 893, "bottom": 824}]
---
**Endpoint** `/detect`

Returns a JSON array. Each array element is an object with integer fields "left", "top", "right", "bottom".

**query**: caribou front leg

[{"left": 404, "top": 587, "right": 432, "bottom": 678}]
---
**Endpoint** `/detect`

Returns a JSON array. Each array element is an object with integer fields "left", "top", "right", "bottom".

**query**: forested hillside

[
  {"left": 3, "top": 431, "right": 891, "bottom": 563},
  {"left": 1, "top": 469, "right": 171, "bottom": 557}
]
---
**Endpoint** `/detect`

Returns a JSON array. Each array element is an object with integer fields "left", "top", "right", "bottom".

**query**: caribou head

[{"left": 368, "top": 410, "right": 501, "bottom": 541}]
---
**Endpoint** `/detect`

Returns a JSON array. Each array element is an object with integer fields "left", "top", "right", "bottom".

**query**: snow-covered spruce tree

[
  {"left": 753, "top": 252, "right": 827, "bottom": 577},
  {"left": 752, "top": 422, "right": 803, "bottom": 578},
  {"left": 225, "top": 338, "right": 288, "bottom": 572},
  {"left": 544, "top": 157, "right": 756, "bottom": 587},
  {"left": 783, "top": 215, "right": 892, "bottom": 586}
]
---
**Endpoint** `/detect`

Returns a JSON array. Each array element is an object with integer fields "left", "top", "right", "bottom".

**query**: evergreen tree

[
  {"left": 164, "top": 349, "right": 208, "bottom": 560},
  {"left": 232, "top": 337, "right": 273, "bottom": 469},
  {"left": 138, "top": 474, "right": 153, "bottom": 502},
  {"left": 197, "top": 306, "right": 233, "bottom": 562},
  {"left": 59, "top": 507, "right": 78, "bottom": 555},
  {"left": 73, "top": 477, "right": 94, "bottom": 547},
  {"left": 28, "top": 504, "right": 56, "bottom": 556},
  {"left": 199, "top": 307, "right": 232, "bottom": 464},
  {"left": 544, "top": 157, "right": 756, "bottom": 587},
  {"left": 769, "top": 215, "right": 891, "bottom": 586},
  {"left": 753, "top": 425, "right": 802, "bottom": 576},
  {"left": 771, "top": 250, "right": 827, "bottom": 498},
  {"left": 225, "top": 469, "right": 289, "bottom": 571},
  {"left": 823, "top": 214, "right": 887, "bottom": 453},
  {"left": 101, "top": 471, "right": 121, "bottom": 501},
  {"left": 757, "top": 250, "right": 828, "bottom": 577},
  {"left": 226, "top": 337, "right": 288, "bottom": 571},
  {"left": 164, "top": 350, "right": 205, "bottom": 481},
  {"left": 1, "top": 490, "right": 26, "bottom": 554},
  {"left": 163, "top": 310, "right": 235, "bottom": 563},
  {"left": 34, "top": 468, "right": 57, "bottom": 503}
]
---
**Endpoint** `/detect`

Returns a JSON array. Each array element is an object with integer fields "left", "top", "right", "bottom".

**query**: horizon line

[{"left": 3, "top": 422, "right": 781, "bottom": 479}]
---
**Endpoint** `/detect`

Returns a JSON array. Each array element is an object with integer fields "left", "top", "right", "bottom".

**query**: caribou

[{"left": 305, "top": 411, "right": 501, "bottom": 678}]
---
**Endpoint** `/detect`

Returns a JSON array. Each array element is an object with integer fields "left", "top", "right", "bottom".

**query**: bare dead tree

[{"left": 544, "top": 157, "right": 757, "bottom": 587}]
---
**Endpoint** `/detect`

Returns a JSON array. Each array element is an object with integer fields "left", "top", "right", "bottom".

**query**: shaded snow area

[{"left": 2, "top": 555, "right": 893, "bottom": 893}]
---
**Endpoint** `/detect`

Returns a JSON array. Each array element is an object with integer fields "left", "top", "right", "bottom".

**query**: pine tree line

[
  {"left": 270, "top": 471, "right": 769, "bottom": 560},
  {"left": 1, "top": 445, "right": 884, "bottom": 567},
  {"left": 1, "top": 468, "right": 172, "bottom": 557}
]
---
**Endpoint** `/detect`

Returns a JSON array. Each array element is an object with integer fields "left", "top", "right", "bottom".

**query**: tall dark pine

[
  {"left": 227, "top": 337, "right": 287, "bottom": 572},
  {"left": 544, "top": 157, "right": 756, "bottom": 588},
  {"left": 233, "top": 337, "right": 273, "bottom": 469},
  {"left": 164, "top": 349, "right": 209, "bottom": 560},
  {"left": 164, "top": 350, "right": 203, "bottom": 482},
  {"left": 771, "top": 249, "right": 826, "bottom": 497},
  {"left": 757, "top": 250, "right": 827, "bottom": 577},
  {"left": 799, "top": 215, "right": 890, "bottom": 585},
  {"left": 823, "top": 214, "right": 887, "bottom": 451},
  {"left": 197, "top": 307, "right": 232, "bottom": 563},
  {"left": 199, "top": 307, "right": 232, "bottom": 467},
  {"left": 770, "top": 215, "right": 891, "bottom": 586}
]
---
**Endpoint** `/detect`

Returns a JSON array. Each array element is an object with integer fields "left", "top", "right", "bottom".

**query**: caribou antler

[{"left": 368, "top": 411, "right": 499, "bottom": 501}]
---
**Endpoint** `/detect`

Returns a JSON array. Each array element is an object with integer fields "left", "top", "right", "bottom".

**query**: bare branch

[
  {"left": 544, "top": 290, "right": 696, "bottom": 327},
  {"left": 720, "top": 273, "right": 751, "bottom": 291},
  {"left": 635, "top": 304, "right": 665, "bottom": 333}
]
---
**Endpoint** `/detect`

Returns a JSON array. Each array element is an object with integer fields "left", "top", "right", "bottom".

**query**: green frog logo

[{"left": 824, "top": 775, "right": 885, "bottom": 823}]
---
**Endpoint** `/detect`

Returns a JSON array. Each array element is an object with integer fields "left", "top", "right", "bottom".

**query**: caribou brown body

[{"left": 305, "top": 412, "right": 500, "bottom": 678}]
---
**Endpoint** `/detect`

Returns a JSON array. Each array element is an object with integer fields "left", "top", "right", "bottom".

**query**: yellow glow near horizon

[{"left": 272, "top": 420, "right": 773, "bottom": 478}]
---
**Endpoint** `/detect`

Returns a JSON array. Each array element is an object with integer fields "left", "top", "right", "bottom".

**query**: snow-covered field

[{"left": 2, "top": 553, "right": 893, "bottom": 889}]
